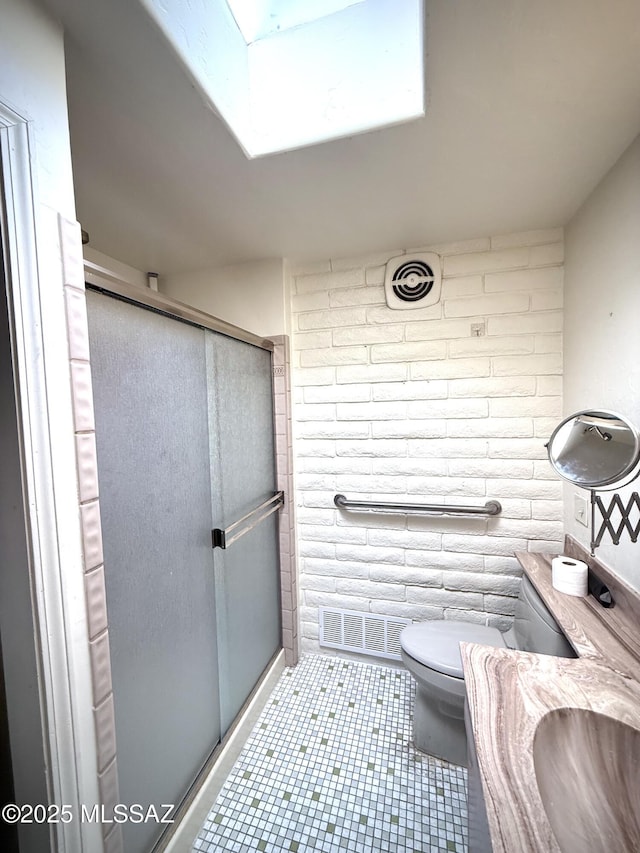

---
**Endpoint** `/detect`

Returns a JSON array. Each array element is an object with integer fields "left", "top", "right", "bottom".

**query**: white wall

[
  {"left": 564, "top": 133, "right": 640, "bottom": 588},
  {"left": 162, "top": 258, "right": 287, "bottom": 337},
  {"left": 0, "top": 0, "right": 75, "bottom": 215},
  {"left": 160, "top": 258, "right": 287, "bottom": 337},
  {"left": 290, "top": 230, "right": 564, "bottom": 654}
]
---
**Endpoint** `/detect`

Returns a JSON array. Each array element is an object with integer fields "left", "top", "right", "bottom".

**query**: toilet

[{"left": 400, "top": 575, "right": 575, "bottom": 766}]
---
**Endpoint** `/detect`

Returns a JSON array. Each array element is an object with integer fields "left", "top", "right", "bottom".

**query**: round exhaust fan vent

[
  {"left": 392, "top": 259, "right": 435, "bottom": 301},
  {"left": 384, "top": 253, "right": 442, "bottom": 310}
]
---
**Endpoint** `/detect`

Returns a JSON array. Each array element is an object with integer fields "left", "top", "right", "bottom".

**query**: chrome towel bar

[
  {"left": 334, "top": 494, "right": 502, "bottom": 517},
  {"left": 212, "top": 491, "right": 285, "bottom": 549}
]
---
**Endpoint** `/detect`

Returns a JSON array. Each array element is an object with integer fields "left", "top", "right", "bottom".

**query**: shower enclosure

[{"left": 86, "top": 287, "right": 282, "bottom": 852}]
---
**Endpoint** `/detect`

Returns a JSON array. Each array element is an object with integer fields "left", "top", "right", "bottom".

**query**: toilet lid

[{"left": 400, "top": 620, "right": 507, "bottom": 678}]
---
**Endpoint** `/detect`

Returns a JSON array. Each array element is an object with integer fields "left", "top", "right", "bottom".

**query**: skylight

[
  {"left": 139, "top": 0, "right": 424, "bottom": 157},
  {"left": 226, "top": 0, "right": 366, "bottom": 43}
]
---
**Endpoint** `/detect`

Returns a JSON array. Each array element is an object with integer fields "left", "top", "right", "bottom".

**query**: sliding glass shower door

[
  {"left": 86, "top": 288, "right": 281, "bottom": 852},
  {"left": 87, "top": 292, "right": 221, "bottom": 853},
  {"left": 207, "top": 334, "right": 282, "bottom": 733}
]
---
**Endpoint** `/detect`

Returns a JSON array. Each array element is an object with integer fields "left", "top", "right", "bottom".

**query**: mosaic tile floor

[{"left": 193, "top": 655, "right": 468, "bottom": 853}]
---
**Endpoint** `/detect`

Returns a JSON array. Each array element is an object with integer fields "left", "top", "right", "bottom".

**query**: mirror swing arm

[
  {"left": 590, "top": 490, "right": 640, "bottom": 556},
  {"left": 546, "top": 410, "right": 640, "bottom": 556}
]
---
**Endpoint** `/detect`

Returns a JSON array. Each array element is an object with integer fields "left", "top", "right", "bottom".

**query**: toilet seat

[{"left": 400, "top": 620, "right": 507, "bottom": 678}]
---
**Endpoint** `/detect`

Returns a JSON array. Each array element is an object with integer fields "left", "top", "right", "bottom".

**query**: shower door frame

[
  {"left": 84, "top": 273, "right": 288, "bottom": 849},
  {"left": 84, "top": 270, "right": 274, "bottom": 352}
]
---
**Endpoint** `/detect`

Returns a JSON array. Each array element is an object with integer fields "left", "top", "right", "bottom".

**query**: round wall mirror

[{"left": 547, "top": 410, "right": 640, "bottom": 489}]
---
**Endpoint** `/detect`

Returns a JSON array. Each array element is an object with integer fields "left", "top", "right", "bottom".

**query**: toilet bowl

[{"left": 400, "top": 575, "right": 575, "bottom": 765}]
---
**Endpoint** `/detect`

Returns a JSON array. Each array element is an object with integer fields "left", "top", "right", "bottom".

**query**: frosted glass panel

[
  {"left": 207, "top": 333, "right": 281, "bottom": 731},
  {"left": 208, "top": 334, "right": 277, "bottom": 520},
  {"left": 86, "top": 292, "right": 220, "bottom": 853},
  {"left": 216, "top": 516, "right": 281, "bottom": 730}
]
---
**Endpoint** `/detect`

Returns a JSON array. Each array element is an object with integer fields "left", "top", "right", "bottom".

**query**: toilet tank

[{"left": 511, "top": 575, "right": 576, "bottom": 658}]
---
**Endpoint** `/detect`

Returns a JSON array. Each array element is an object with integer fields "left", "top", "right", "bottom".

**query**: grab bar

[
  {"left": 334, "top": 494, "right": 502, "bottom": 516},
  {"left": 212, "top": 491, "right": 285, "bottom": 549}
]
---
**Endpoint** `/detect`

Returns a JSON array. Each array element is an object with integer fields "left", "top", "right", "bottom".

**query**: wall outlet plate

[{"left": 574, "top": 493, "right": 589, "bottom": 527}]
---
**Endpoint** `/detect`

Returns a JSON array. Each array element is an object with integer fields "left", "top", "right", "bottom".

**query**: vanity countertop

[
  {"left": 461, "top": 642, "right": 640, "bottom": 853},
  {"left": 462, "top": 542, "right": 640, "bottom": 852},
  {"left": 516, "top": 549, "right": 640, "bottom": 681}
]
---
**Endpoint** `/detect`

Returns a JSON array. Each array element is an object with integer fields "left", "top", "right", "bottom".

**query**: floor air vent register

[{"left": 319, "top": 608, "right": 411, "bottom": 661}]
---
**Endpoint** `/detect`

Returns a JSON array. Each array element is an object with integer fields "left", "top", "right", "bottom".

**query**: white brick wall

[{"left": 291, "top": 230, "right": 564, "bottom": 655}]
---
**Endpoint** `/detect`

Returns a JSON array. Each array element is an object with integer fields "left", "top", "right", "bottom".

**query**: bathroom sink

[{"left": 533, "top": 708, "right": 640, "bottom": 853}]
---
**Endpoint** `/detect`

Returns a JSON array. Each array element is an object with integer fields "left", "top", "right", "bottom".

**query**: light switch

[{"left": 574, "top": 493, "right": 589, "bottom": 527}]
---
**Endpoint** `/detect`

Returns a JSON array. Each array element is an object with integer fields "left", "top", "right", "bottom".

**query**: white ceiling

[{"left": 43, "top": 0, "right": 640, "bottom": 275}]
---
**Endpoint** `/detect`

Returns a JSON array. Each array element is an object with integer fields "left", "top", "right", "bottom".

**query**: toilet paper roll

[{"left": 552, "top": 555, "right": 588, "bottom": 597}]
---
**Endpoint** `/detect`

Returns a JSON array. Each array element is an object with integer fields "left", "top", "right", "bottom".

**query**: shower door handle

[{"left": 212, "top": 491, "right": 284, "bottom": 549}]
